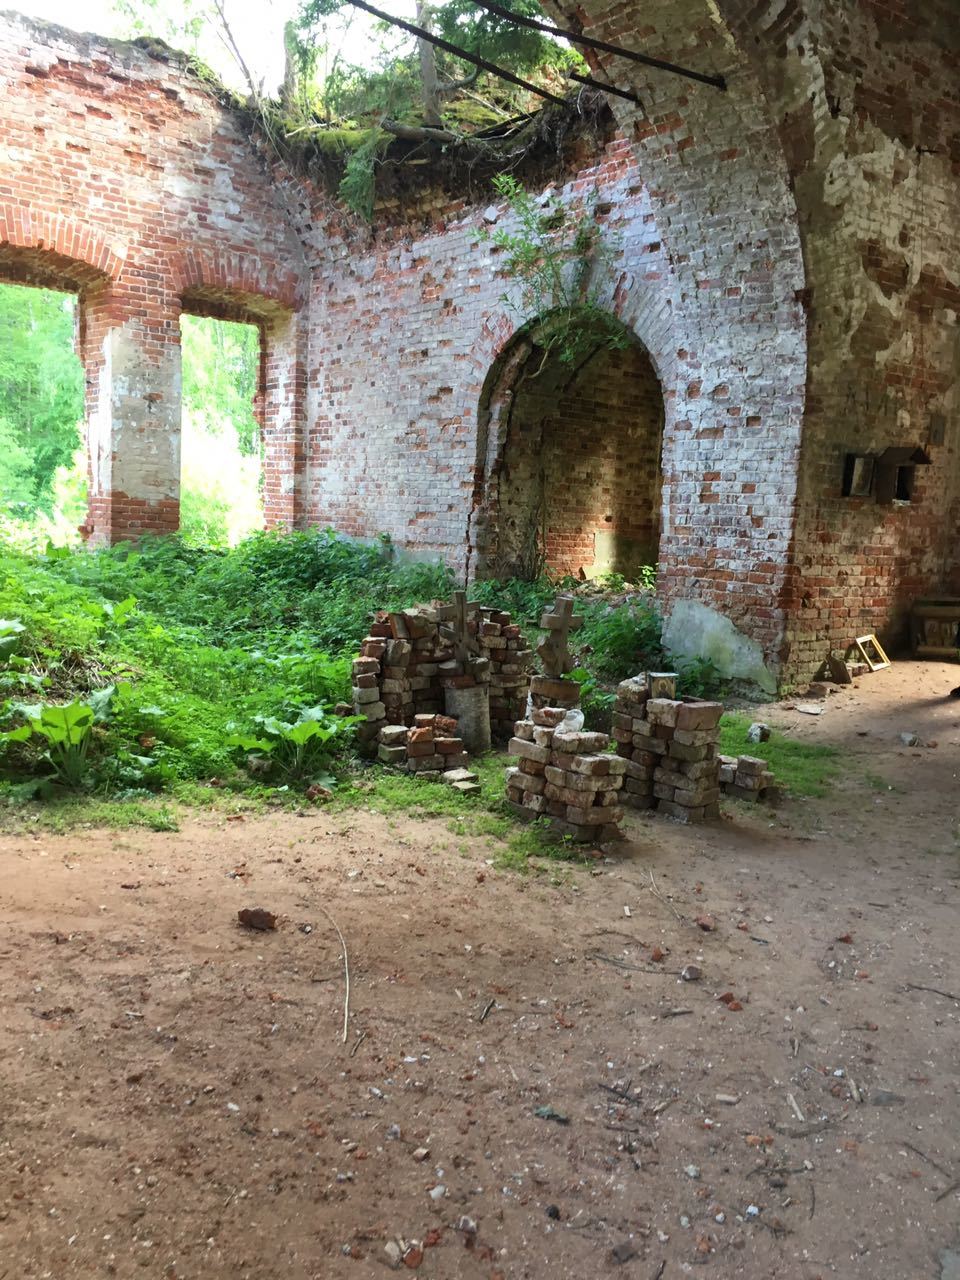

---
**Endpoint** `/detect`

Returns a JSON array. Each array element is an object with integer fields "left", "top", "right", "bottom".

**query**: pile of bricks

[
  {"left": 718, "top": 754, "right": 777, "bottom": 802},
  {"left": 377, "top": 712, "right": 469, "bottom": 770},
  {"left": 612, "top": 674, "right": 723, "bottom": 823},
  {"left": 350, "top": 604, "right": 532, "bottom": 752},
  {"left": 505, "top": 691, "right": 625, "bottom": 843},
  {"left": 481, "top": 610, "right": 534, "bottom": 741}
]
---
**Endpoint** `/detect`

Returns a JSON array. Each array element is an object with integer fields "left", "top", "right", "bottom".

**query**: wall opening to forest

[
  {"left": 0, "top": 281, "right": 86, "bottom": 548},
  {"left": 473, "top": 318, "right": 664, "bottom": 583},
  {"left": 178, "top": 315, "right": 264, "bottom": 547}
]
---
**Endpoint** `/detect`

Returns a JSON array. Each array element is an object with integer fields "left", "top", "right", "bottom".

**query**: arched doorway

[{"left": 471, "top": 314, "right": 665, "bottom": 582}]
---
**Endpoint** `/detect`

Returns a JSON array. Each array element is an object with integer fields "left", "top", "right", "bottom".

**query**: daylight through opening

[
  {"left": 179, "top": 314, "right": 264, "bottom": 547},
  {"left": 484, "top": 321, "right": 664, "bottom": 583},
  {"left": 0, "top": 281, "right": 86, "bottom": 549}
]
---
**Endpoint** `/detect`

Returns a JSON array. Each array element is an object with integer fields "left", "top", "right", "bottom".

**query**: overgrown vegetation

[
  {"left": 0, "top": 530, "right": 692, "bottom": 810},
  {"left": 0, "top": 288, "right": 263, "bottom": 552},
  {"left": 0, "top": 284, "right": 85, "bottom": 536},
  {"left": 0, "top": 531, "right": 842, "bottom": 853}
]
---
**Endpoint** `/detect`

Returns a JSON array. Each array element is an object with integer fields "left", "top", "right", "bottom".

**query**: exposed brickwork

[
  {"left": 715, "top": 0, "right": 960, "bottom": 671},
  {"left": 0, "top": 14, "right": 304, "bottom": 542},
  {"left": 0, "top": 4, "right": 957, "bottom": 684}
]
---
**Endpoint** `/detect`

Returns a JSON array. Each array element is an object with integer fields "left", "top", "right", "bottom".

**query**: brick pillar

[
  {"left": 81, "top": 279, "right": 181, "bottom": 544},
  {"left": 261, "top": 308, "right": 306, "bottom": 530}
]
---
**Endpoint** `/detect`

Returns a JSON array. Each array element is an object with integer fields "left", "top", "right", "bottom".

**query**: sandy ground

[{"left": 1, "top": 661, "right": 959, "bottom": 1280}]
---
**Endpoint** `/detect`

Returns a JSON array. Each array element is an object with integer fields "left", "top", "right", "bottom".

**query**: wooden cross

[
  {"left": 537, "top": 594, "right": 583, "bottom": 677},
  {"left": 436, "top": 589, "right": 483, "bottom": 666}
]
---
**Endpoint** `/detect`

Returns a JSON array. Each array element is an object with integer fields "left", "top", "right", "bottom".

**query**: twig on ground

[
  {"left": 904, "top": 982, "right": 960, "bottom": 1003},
  {"left": 349, "top": 1030, "right": 366, "bottom": 1057},
  {"left": 936, "top": 1181, "right": 960, "bottom": 1203},
  {"left": 901, "top": 1141, "right": 953, "bottom": 1179},
  {"left": 809, "top": 1183, "right": 816, "bottom": 1219},
  {"left": 315, "top": 902, "right": 350, "bottom": 1044},
  {"left": 647, "top": 869, "right": 684, "bottom": 924},
  {"left": 652, "top": 1262, "right": 666, "bottom": 1280},
  {"left": 649, "top": 1096, "right": 677, "bottom": 1115},
  {"left": 479, "top": 998, "right": 496, "bottom": 1023},
  {"left": 599, "top": 1080, "right": 643, "bottom": 1106},
  {"left": 787, "top": 1092, "right": 805, "bottom": 1122},
  {"left": 660, "top": 1007, "right": 692, "bottom": 1019}
]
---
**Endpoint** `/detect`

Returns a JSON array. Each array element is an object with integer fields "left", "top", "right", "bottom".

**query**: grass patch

[
  {"left": 0, "top": 795, "right": 182, "bottom": 835},
  {"left": 332, "top": 751, "right": 592, "bottom": 871},
  {"left": 718, "top": 713, "right": 840, "bottom": 798}
]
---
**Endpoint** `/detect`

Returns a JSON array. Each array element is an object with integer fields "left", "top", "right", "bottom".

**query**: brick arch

[
  {"left": 0, "top": 203, "right": 125, "bottom": 287},
  {"left": 172, "top": 246, "right": 302, "bottom": 317},
  {"left": 467, "top": 301, "right": 668, "bottom": 581}
]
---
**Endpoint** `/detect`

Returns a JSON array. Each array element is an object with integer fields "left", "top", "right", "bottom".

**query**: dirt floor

[{"left": 2, "top": 661, "right": 959, "bottom": 1280}]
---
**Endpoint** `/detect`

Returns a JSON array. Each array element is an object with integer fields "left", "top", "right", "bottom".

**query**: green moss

[
  {"left": 444, "top": 98, "right": 509, "bottom": 130},
  {"left": 302, "top": 127, "right": 370, "bottom": 154}
]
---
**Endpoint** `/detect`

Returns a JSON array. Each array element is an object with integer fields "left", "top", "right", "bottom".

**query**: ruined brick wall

[
  {"left": 728, "top": 0, "right": 960, "bottom": 671},
  {"left": 0, "top": 13, "right": 305, "bottom": 541},
  {"left": 299, "top": 118, "right": 808, "bottom": 676},
  {"left": 3, "top": 3, "right": 956, "bottom": 684}
]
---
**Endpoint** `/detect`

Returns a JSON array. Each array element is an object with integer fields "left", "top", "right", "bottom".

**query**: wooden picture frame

[{"left": 852, "top": 634, "right": 890, "bottom": 672}]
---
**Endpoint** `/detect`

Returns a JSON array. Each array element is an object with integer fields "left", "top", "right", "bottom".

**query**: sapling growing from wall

[{"left": 478, "top": 172, "right": 628, "bottom": 369}]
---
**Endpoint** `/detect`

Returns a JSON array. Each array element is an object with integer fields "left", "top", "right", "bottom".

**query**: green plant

[
  {"left": 227, "top": 705, "right": 361, "bottom": 783},
  {"left": 1, "top": 686, "right": 119, "bottom": 788},
  {"left": 676, "top": 656, "right": 725, "bottom": 700},
  {"left": 570, "top": 666, "right": 614, "bottom": 732},
  {"left": 479, "top": 173, "right": 628, "bottom": 367},
  {"left": 0, "top": 617, "right": 25, "bottom": 661},
  {"left": 578, "top": 600, "right": 663, "bottom": 682}
]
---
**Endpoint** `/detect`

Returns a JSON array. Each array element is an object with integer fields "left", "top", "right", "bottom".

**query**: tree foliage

[
  {"left": 0, "top": 285, "right": 85, "bottom": 515},
  {"left": 180, "top": 315, "right": 259, "bottom": 455}
]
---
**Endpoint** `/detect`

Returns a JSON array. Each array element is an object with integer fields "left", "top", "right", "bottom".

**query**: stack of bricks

[
  {"left": 718, "top": 754, "right": 777, "bottom": 802},
  {"left": 505, "top": 679, "right": 626, "bottom": 843},
  {"left": 479, "top": 610, "right": 534, "bottom": 741},
  {"left": 350, "top": 603, "right": 532, "bottom": 752},
  {"left": 376, "top": 715, "right": 480, "bottom": 791},
  {"left": 612, "top": 674, "right": 723, "bottom": 823},
  {"left": 351, "top": 650, "right": 389, "bottom": 753}
]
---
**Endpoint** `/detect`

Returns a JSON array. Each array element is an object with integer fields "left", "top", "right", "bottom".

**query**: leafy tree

[
  {"left": 180, "top": 315, "right": 259, "bottom": 455},
  {"left": 479, "top": 173, "right": 628, "bottom": 366},
  {"left": 432, "top": 0, "right": 575, "bottom": 76},
  {"left": 0, "top": 284, "right": 84, "bottom": 513}
]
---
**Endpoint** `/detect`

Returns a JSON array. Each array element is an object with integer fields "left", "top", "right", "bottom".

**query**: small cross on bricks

[
  {"left": 436, "top": 588, "right": 482, "bottom": 666},
  {"left": 537, "top": 594, "right": 584, "bottom": 677}
]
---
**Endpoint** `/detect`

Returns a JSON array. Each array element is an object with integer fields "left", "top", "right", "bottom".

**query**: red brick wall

[{"left": 0, "top": 14, "right": 304, "bottom": 542}]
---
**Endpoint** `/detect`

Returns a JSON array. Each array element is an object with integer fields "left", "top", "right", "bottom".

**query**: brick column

[
  {"left": 81, "top": 279, "right": 181, "bottom": 544},
  {"left": 261, "top": 308, "right": 306, "bottom": 530}
]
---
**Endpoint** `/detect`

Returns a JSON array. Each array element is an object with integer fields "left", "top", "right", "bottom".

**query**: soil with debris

[{"left": 1, "top": 661, "right": 959, "bottom": 1279}]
